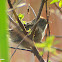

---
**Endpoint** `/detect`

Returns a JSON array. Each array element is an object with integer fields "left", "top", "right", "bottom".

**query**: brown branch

[
  {"left": 7, "top": 0, "right": 27, "bottom": 35},
  {"left": 8, "top": 15, "right": 44, "bottom": 62},
  {"left": 45, "top": 0, "right": 50, "bottom": 62},
  {"left": 54, "top": 35, "right": 62, "bottom": 38},
  {"left": 45, "top": 35, "right": 62, "bottom": 38},
  {"left": 47, "top": 52, "right": 49, "bottom": 62},
  {"left": 36, "top": 0, "right": 45, "bottom": 21},
  {"left": 31, "top": 0, "right": 46, "bottom": 37},
  {"left": 32, "top": 47, "right": 44, "bottom": 62}
]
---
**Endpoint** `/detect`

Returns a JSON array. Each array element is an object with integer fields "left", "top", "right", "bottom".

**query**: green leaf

[
  {"left": 35, "top": 36, "right": 57, "bottom": 55},
  {"left": 46, "top": 36, "right": 55, "bottom": 48},
  {"left": 59, "top": 1, "right": 62, "bottom": 7},
  {"left": 16, "top": 20, "right": 26, "bottom": 25},
  {"left": 18, "top": 13, "right": 24, "bottom": 20},
  {"left": 35, "top": 43, "right": 46, "bottom": 48},
  {"left": 35, "top": 36, "right": 55, "bottom": 48},
  {"left": 39, "top": 51, "right": 43, "bottom": 55},
  {"left": 18, "top": 13, "right": 26, "bottom": 25},
  {"left": 21, "top": 20, "right": 26, "bottom": 24},
  {"left": 50, "top": 0, "right": 62, "bottom": 7},
  {"left": 46, "top": 36, "right": 55, "bottom": 43},
  {"left": 48, "top": 60, "right": 51, "bottom": 62},
  {"left": 50, "top": 0, "right": 60, "bottom": 4}
]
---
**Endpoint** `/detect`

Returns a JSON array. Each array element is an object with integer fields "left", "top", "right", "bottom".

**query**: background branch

[
  {"left": 45, "top": 0, "right": 50, "bottom": 62},
  {"left": 36, "top": 0, "right": 45, "bottom": 21},
  {"left": 10, "top": 47, "right": 32, "bottom": 51}
]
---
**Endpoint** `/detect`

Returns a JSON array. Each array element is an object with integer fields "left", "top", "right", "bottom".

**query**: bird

[{"left": 9, "top": 18, "right": 48, "bottom": 49}]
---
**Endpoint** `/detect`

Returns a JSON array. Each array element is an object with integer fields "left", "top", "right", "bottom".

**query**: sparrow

[{"left": 9, "top": 18, "right": 47, "bottom": 49}]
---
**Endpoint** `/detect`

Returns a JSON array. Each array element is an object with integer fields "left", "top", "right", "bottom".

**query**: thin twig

[
  {"left": 52, "top": 47, "right": 62, "bottom": 51},
  {"left": 45, "top": 35, "right": 62, "bottom": 38},
  {"left": 29, "top": 4, "right": 37, "bottom": 18},
  {"left": 10, "top": 46, "right": 62, "bottom": 52},
  {"left": 10, "top": 47, "right": 32, "bottom": 51},
  {"left": 54, "top": 3, "right": 62, "bottom": 14},
  {"left": 36, "top": 0, "right": 45, "bottom": 21},
  {"left": 8, "top": 14, "right": 22, "bottom": 29},
  {"left": 8, "top": 3, "right": 26, "bottom": 12},
  {"left": 45, "top": 0, "right": 50, "bottom": 62},
  {"left": 54, "top": 35, "right": 62, "bottom": 38},
  {"left": 47, "top": 51, "right": 49, "bottom": 62},
  {"left": 10, "top": 35, "right": 25, "bottom": 59}
]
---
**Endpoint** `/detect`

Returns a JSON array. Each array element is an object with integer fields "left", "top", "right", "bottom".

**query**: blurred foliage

[
  {"left": 50, "top": 0, "right": 62, "bottom": 7},
  {"left": 0, "top": 0, "right": 9, "bottom": 62},
  {"left": 51, "top": 53, "right": 62, "bottom": 62},
  {"left": 48, "top": 60, "right": 51, "bottom": 62},
  {"left": 18, "top": 13, "right": 26, "bottom": 24},
  {"left": 35, "top": 36, "right": 58, "bottom": 55}
]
